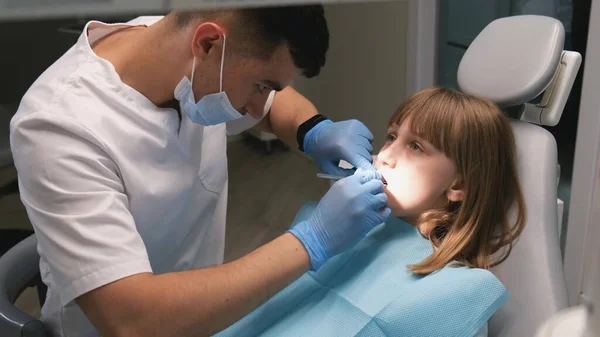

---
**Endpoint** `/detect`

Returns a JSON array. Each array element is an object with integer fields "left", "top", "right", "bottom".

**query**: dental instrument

[
  {"left": 316, "top": 173, "right": 345, "bottom": 181},
  {"left": 317, "top": 173, "right": 387, "bottom": 185}
]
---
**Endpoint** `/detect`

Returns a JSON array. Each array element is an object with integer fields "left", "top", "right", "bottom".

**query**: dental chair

[
  {"left": 0, "top": 234, "right": 48, "bottom": 337},
  {"left": 457, "top": 15, "right": 581, "bottom": 337}
]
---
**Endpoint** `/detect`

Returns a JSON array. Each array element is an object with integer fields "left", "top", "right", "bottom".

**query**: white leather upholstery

[
  {"left": 488, "top": 120, "right": 568, "bottom": 337},
  {"left": 457, "top": 15, "right": 570, "bottom": 337},
  {"left": 458, "top": 15, "right": 564, "bottom": 108}
]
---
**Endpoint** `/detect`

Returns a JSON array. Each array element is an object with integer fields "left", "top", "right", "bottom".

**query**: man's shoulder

[
  {"left": 15, "top": 69, "right": 124, "bottom": 122},
  {"left": 10, "top": 68, "right": 138, "bottom": 158}
]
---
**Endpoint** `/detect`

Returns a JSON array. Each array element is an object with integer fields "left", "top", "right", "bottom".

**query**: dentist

[{"left": 9, "top": 6, "right": 390, "bottom": 337}]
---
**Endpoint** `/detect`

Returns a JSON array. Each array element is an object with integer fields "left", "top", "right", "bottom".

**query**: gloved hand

[
  {"left": 288, "top": 168, "right": 391, "bottom": 271},
  {"left": 304, "top": 119, "right": 374, "bottom": 176}
]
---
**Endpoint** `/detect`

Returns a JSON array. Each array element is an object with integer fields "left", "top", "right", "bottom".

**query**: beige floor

[
  {"left": 224, "top": 137, "right": 330, "bottom": 262},
  {"left": 1, "top": 135, "right": 330, "bottom": 320}
]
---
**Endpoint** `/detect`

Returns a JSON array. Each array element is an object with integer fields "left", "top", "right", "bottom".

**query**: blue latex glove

[
  {"left": 288, "top": 168, "right": 391, "bottom": 271},
  {"left": 304, "top": 119, "right": 374, "bottom": 176}
]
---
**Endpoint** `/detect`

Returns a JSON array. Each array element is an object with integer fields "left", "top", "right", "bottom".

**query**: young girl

[
  {"left": 377, "top": 86, "right": 525, "bottom": 274},
  {"left": 216, "top": 86, "right": 526, "bottom": 337}
]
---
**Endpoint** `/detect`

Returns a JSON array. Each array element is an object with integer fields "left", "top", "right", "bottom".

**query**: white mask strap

[
  {"left": 191, "top": 57, "right": 197, "bottom": 85},
  {"left": 189, "top": 33, "right": 226, "bottom": 92},
  {"left": 220, "top": 34, "right": 227, "bottom": 92}
]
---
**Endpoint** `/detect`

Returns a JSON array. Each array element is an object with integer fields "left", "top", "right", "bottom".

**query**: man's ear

[
  {"left": 446, "top": 178, "right": 465, "bottom": 202},
  {"left": 191, "top": 22, "right": 225, "bottom": 59}
]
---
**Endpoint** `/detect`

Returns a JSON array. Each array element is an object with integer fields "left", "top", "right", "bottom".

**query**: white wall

[{"left": 294, "top": 1, "right": 409, "bottom": 150}]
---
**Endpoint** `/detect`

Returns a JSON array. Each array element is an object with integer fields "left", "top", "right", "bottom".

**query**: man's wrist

[
  {"left": 296, "top": 114, "right": 330, "bottom": 152},
  {"left": 278, "top": 232, "right": 312, "bottom": 271},
  {"left": 287, "top": 222, "right": 328, "bottom": 271}
]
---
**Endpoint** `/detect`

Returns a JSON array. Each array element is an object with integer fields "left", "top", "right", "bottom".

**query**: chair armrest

[{"left": 0, "top": 234, "right": 49, "bottom": 336}]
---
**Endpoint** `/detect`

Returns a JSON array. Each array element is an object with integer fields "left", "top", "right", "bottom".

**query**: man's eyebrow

[{"left": 262, "top": 80, "right": 284, "bottom": 92}]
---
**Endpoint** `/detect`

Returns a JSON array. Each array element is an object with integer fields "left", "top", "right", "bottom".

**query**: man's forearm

[
  {"left": 77, "top": 233, "right": 310, "bottom": 337},
  {"left": 262, "top": 86, "right": 318, "bottom": 148}
]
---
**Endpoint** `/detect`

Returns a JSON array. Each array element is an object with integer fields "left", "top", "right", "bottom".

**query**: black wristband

[{"left": 297, "top": 114, "right": 328, "bottom": 152}]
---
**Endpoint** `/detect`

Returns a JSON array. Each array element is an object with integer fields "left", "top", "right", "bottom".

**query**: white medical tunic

[{"left": 9, "top": 16, "right": 272, "bottom": 337}]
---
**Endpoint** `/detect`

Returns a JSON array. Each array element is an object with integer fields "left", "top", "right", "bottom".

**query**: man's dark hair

[{"left": 170, "top": 6, "right": 329, "bottom": 78}]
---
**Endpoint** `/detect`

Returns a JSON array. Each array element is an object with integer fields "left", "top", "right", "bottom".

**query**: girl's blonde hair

[{"left": 389, "top": 86, "right": 526, "bottom": 274}]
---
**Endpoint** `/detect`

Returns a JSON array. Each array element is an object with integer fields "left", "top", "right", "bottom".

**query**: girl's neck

[{"left": 400, "top": 216, "right": 418, "bottom": 227}]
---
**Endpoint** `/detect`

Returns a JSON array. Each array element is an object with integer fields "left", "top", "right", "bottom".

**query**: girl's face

[{"left": 374, "top": 119, "right": 464, "bottom": 223}]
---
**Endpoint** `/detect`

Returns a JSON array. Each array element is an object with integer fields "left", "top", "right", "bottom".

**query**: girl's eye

[
  {"left": 409, "top": 141, "right": 424, "bottom": 153},
  {"left": 256, "top": 83, "right": 266, "bottom": 92},
  {"left": 386, "top": 134, "right": 397, "bottom": 142}
]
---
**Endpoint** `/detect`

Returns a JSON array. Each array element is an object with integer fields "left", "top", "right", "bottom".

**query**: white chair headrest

[{"left": 457, "top": 15, "right": 564, "bottom": 108}]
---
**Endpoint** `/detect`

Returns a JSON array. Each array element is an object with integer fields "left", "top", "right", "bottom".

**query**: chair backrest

[
  {"left": 0, "top": 234, "right": 49, "bottom": 337},
  {"left": 457, "top": 15, "right": 581, "bottom": 337}
]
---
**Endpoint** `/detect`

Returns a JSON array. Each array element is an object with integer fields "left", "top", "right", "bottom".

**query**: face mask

[{"left": 174, "top": 34, "right": 243, "bottom": 126}]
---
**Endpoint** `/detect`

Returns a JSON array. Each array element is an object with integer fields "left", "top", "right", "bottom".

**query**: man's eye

[{"left": 256, "top": 83, "right": 266, "bottom": 92}]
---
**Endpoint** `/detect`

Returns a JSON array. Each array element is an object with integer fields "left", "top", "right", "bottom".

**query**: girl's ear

[{"left": 446, "top": 178, "right": 465, "bottom": 202}]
